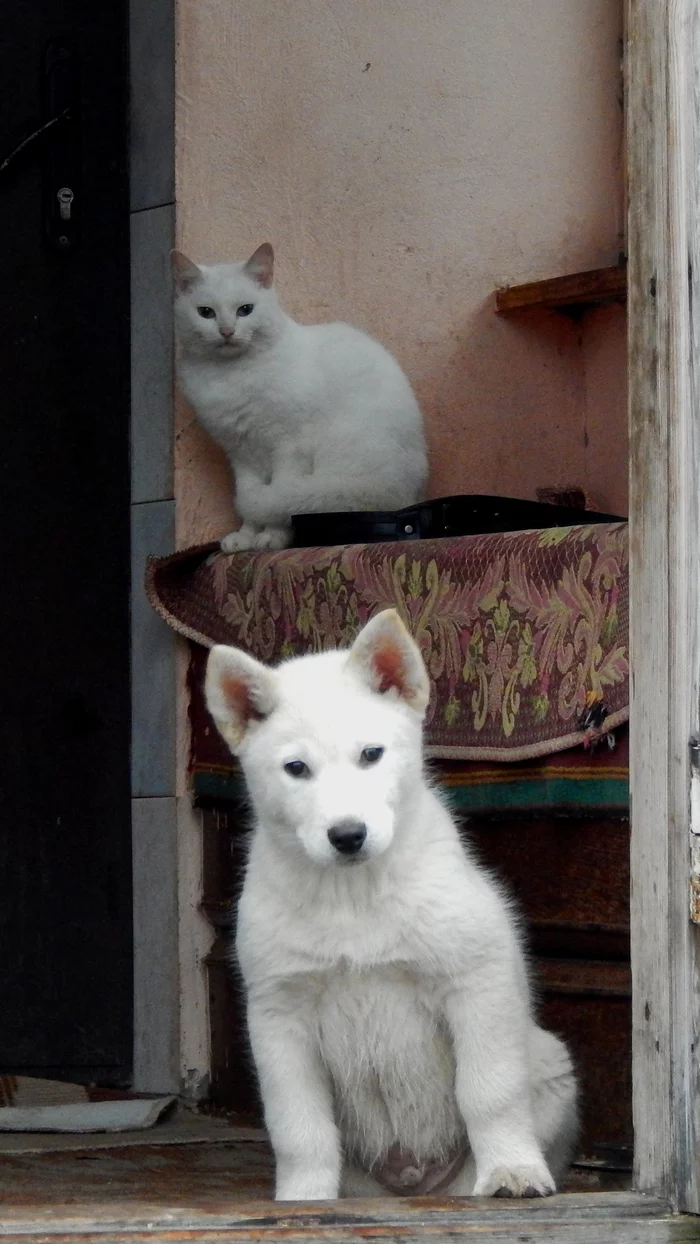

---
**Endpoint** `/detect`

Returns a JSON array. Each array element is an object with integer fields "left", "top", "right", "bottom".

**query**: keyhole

[{"left": 57, "top": 186, "right": 74, "bottom": 220}]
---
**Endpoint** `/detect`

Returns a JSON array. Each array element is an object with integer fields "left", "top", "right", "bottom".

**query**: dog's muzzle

[{"left": 327, "top": 819, "right": 367, "bottom": 856}]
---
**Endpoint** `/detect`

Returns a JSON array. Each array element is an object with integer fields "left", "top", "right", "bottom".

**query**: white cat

[{"left": 172, "top": 244, "right": 428, "bottom": 551}]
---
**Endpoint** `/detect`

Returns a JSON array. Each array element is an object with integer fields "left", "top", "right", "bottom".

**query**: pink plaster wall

[{"left": 174, "top": 0, "right": 626, "bottom": 546}]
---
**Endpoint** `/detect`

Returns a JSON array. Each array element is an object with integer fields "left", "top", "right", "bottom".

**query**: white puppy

[{"left": 205, "top": 610, "right": 578, "bottom": 1201}]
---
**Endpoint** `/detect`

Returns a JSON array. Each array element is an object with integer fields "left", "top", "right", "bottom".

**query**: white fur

[
  {"left": 173, "top": 245, "right": 428, "bottom": 551},
  {"left": 205, "top": 612, "right": 578, "bottom": 1201}
]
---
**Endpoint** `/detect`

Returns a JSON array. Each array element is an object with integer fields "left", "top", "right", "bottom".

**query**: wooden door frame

[
  {"left": 627, "top": 0, "right": 700, "bottom": 1214},
  {"left": 125, "top": 0, "right": 700, "bottom": 1217}
]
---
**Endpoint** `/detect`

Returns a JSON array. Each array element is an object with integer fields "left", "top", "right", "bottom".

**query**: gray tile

[
  {"left": 132, "top": 797, "right": 180, "bottom": 1093},
  {"left": 129, "top": 0, "right": 174, "bottom": 212},
  {"left": 131, "top": 499, "right": 176, "bottom": 797},
  {"left": 131, "top": 205, "right": 174, "bottom": 503}
]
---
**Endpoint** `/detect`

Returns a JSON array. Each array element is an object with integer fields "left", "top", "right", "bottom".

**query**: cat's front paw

[
  {"left": 253, "top": 526, "right": 290, "bottom": 550},
  {"left": 220, "top": 525, "right": 258, "bottom": 553},
  {"left": 473, "top": 1163, "right": 556, "bottom": 1199}
]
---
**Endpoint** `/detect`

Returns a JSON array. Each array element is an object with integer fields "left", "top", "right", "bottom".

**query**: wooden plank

[
  {"left": 665, "top": 0, "right": 700, "bottom": 1211},
  {"left": 627, "top": 0, "right": 700, "bottom": 1213},
  {"left": 0, "top": 1138, "right": 685, "bottom": 1242},
  {"left": 537, "top": 959, "right": 631, "bottom": 998},
  {"left": 0, "top": 1191, "right": 692, "bottom": 1244},
  {"left": 495, "top": 265, "right": 627, "bottom": 313},
  {"left": 1, "top": 1219, "right": 695, "bottom": 1243}
]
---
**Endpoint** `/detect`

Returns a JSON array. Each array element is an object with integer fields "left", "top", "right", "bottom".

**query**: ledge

[{"left": 496, "top": 265, "right": 627, "bottom": 313}]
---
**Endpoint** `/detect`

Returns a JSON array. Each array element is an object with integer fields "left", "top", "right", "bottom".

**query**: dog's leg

[
  {"left": 447, "top": 1027, "right": 579, "bottom": 1196},
  {"left": 444, "top": 978, "right": 556, "bottom": 1198},
  {"left": 528, "top": 1027, "right": 579, "bottom": 1183},
  {"left": 247, "top": 1002, "right": 341, "bottom": 1200}
]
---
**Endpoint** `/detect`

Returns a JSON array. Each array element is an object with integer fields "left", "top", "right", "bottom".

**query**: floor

[{"left": 0, "top": 1110, "right": 645, "bottom": 1243}]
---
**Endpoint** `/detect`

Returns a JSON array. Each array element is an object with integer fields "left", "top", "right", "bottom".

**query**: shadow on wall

[{"left": 420, "top": 298, "right": 627, "bottom": 516}]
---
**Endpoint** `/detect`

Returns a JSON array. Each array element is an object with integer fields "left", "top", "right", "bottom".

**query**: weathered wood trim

[
  {"left": 0, "top": 1192, "right": 694, "bottom": 1243},
  {"left": 627, "top": 0, "right": 700, "bottom": 1212}
]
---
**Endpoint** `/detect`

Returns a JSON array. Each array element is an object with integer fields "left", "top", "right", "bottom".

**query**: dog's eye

[
  {"left": 197, "top": 306, "right": 216, "bottom": 319},
  {"left": 284, "top": 760, "right": 310, "bottom": 779},
  {"left": 359, "top": 746, "right": 384, "bottom": 767},
  {"left": 236, "top": 303, "right": 254, "bottom": 317}
]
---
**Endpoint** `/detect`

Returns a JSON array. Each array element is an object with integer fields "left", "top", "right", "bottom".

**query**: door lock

[
  {"left": 42, "top": 42, "right": 79, "bottom": 251},
  {"left": 57, "top": 186, "right": 74, "bottom": 220}
]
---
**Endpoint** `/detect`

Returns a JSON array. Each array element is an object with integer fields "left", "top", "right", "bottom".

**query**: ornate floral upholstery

[{"left": 147, "top": 522, "right": 628, "bottom": 765}]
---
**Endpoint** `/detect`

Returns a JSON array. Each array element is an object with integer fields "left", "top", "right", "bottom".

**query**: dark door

[{"left": 0, "top": 0, "right": 132, "bottom": 1082}]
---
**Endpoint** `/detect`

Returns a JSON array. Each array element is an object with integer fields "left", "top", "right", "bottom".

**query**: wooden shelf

[{"left": 496, "top": 264, "right": 627, "bottom": 313}]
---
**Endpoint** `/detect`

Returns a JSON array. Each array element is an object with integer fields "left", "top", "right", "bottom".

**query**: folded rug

[
  {"left": 147, "top": 522, "right": 629, "bottom": 764},
  {"left": 0, "top": 1077, "right": 174, "bottom": 1133}
]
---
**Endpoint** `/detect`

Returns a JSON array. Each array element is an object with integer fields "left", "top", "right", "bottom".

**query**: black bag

[{"left": 290, "top": 495, "right": 624, "bottom": 549}]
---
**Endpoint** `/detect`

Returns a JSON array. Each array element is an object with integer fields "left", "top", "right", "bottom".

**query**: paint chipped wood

[
  {"left": 0, "top": 1174, "right": 693, "bottom": 1244},
  {"left": 626, "top": 0, "right": 700, "bottom": 1215},
  {"left": 0, "top": 1141, "right": 686, "bottom": 1242}
]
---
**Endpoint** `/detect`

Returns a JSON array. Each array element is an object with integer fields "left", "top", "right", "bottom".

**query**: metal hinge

[{"left": 689, "top": 739, "right": 700, "bottom": 923}]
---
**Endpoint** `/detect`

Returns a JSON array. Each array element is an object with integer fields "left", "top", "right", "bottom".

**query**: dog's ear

[
  {"left": 205, "top": 646, "right": 278, "bottom": 751},
  {"left": 346, "top": 609, "right": 430, "bottom": 715}
]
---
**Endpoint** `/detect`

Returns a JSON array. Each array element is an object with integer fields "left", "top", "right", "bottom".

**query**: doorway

[{"left": 0, "top": 0, "right": 132, "bottom": 1084}]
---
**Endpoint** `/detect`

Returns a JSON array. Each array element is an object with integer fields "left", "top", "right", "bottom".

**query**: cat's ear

[
  {"left": 205, "top": 645, "right": 278, "bottom": 752},
  {"left": 171, "top": 250, "right": 202, "bottom": 293},
  {"left": 346, "top": 610, "right": 430, "bottom": 716},
  {"left": 244, "top": 243, "right": 274, "bottom": 289}
]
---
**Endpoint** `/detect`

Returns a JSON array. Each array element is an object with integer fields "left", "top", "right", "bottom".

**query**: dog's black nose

[{"left": 328, "top": 820, "right": 367, "bottom": 855}]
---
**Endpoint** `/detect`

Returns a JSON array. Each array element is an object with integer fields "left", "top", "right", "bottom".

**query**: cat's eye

[
  {"left": 197, "top": 306, "right": 216, "bottom": 319},
  {"left": 359, "top": 746, "right": 385, "bottom": 767},
  {"left": 236, "top": 303, "right": 254, "bottom": 317},
  {"left": 284, "top": 760, "right": 311, "bottom": 779}
]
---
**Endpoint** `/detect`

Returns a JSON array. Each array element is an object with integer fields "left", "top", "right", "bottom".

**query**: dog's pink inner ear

[
  {"left": 348, "top": 609, "right": 430, "bottom": 714},
  {"left": 374, "top": 641, "right": 411, "bottom": 697},
  {"left": 220, "top": 673, "right": 265, "bottom": 726}
]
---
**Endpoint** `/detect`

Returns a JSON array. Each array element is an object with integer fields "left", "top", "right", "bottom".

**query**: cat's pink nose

[{"left": 220, "top": 327, "right": 235, "bottom": 340}]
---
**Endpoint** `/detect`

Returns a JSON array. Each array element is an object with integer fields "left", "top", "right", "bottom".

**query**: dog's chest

[
  {"left": 313, "top": 963, "right": 461, "bottom": 1160},
  {"left": 319, "top": 963, "right": 446, "bottom": 1062}
]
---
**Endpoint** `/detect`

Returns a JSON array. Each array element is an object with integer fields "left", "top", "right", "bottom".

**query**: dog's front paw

[
  {"left": 473, "top": 1163, "right": 556, "bottom": 1199},
  {"left": 276, "top": 1166, "right": 340, "bottom": 1201},
  {"left": 220, "top": 525, "right": 257, "bottom": 553}
]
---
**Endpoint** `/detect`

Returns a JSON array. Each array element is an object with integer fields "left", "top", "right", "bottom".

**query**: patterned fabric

[
  {"left": 186, "top": 645, "right": 628, "bottom": 812},
  {"left": 147, "top": 522, "right": 628, "bottom": 762},
  {"left": 435, "top": 732, "right": 628, "bottom": 813}
]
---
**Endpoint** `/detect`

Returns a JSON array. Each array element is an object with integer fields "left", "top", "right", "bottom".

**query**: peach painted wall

[{"left": 174, "top": 0, "right": 627, "bottom": 546}]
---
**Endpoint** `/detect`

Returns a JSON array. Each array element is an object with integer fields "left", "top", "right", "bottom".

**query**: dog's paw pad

[
  {"left": 493, "top": 1182, "right": 541, "bottom": 1198},
  {"left": 475, "top": 1165, "right": 556, "bottom": 1199}
]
